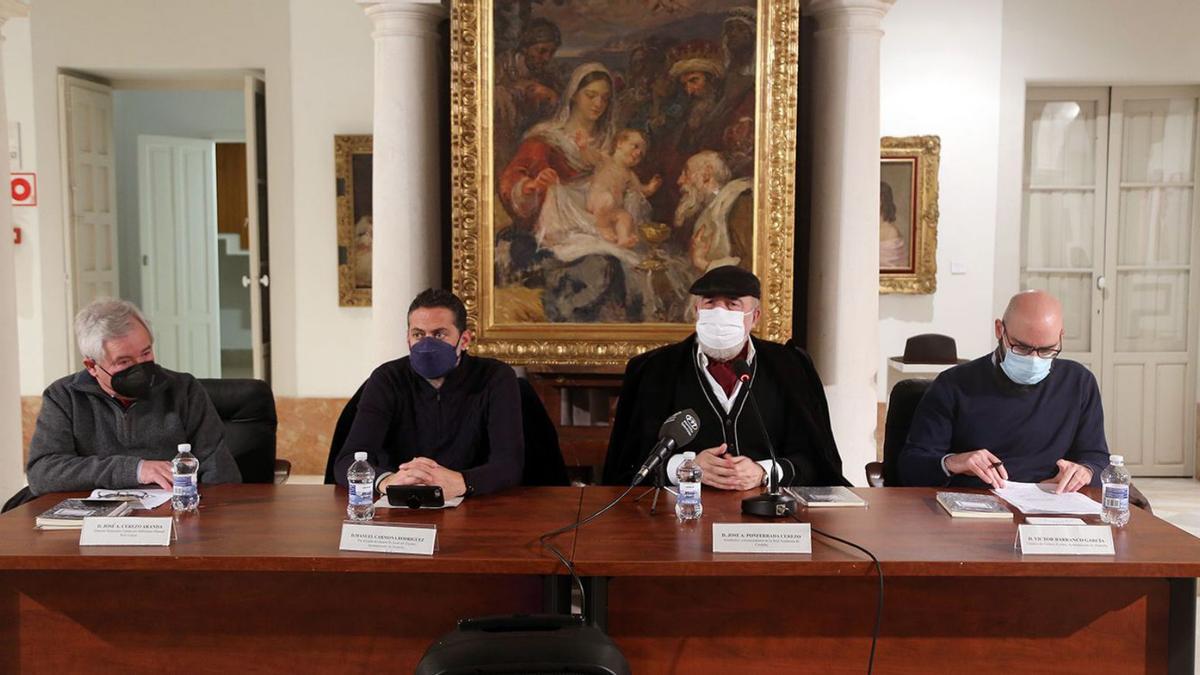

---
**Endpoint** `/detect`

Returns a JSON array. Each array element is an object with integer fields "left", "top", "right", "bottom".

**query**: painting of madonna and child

[{"left": 493, "top": 0, "right": 759, "bottom": 325}]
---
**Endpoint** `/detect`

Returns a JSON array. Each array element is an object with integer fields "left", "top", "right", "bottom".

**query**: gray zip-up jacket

[{"left": 26, "top": 368, "right": 242, "bottom": 495}]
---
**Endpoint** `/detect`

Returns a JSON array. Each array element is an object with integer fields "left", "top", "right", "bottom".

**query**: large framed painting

[
  {"left": 451, "top": 0, "right": 799, "bottom": 367},
  {"left": 880, "top": 135, "right": 940, "bottom": 294},
  {"left": 335, "top": 134, "right": 373, "bottom": 307}
]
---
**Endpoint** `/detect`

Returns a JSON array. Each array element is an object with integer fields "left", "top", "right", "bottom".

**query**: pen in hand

[{"left": 989, "top": 460, "right": 1007, "bottom": 488}]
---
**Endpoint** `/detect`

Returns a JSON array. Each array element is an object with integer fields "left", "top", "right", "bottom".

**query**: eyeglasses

[{"left": 1002, "top": 323, "right": 1062, "bottom": 359}]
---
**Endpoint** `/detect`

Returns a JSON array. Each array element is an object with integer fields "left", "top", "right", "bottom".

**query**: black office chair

[
  {"left": 325, "top": 382, "right": 366, "bottom": 484},
  {"left": 324, "top": 376, "right": 568, "bottom": 487},
  {"left": 1, "top": 485, "right": 34, "bottom": 514},
  {"left": 517, "top": 377, "right": 569, "bottom": 487},
  {"left": 198, "top": 378, "right": 287, "bottom": 484},
  {"left": 866, "top": 378, "right": 932, "bottom": 487},
  {"left": 415, "top": 614, "right": 630, "bottom": 675}
]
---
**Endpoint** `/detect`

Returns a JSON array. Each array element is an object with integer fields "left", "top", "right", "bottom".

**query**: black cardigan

[{"left": 602, "top": 335, "right": 849, "bottom": 487}]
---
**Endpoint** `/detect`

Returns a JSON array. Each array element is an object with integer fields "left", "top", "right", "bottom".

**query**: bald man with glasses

[{"left": 898, "top": 290, "right": 1109, "bottom": 493}]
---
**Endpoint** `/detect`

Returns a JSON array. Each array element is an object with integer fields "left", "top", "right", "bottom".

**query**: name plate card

[
  {"left": 712, "top": 523, "right": 812, "bottom": 554},
  {"left": 339, "top": 522, "right": 437, "bottom": 556},
  {"left": 1017, "top": 524, "right": 1115, "bottom": 556},
  {"left": 80, "top": 517, "right": 172, "bottom": 546}
]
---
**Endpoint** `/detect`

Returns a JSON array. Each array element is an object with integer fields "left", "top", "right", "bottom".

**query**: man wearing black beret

[{"left": 602, "top": 265, "right": 849, "bottom": 489}]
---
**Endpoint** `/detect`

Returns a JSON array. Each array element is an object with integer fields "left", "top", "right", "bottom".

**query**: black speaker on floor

[{"left": 415, "top": 614, "right": 630, "bottom": 675}]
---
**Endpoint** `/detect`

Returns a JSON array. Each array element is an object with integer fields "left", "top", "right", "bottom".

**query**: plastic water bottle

[
  {"left": 1100, "top": 454, "right": 1131, "bottom": 528},
  {"left": 675, "top": 451, "right": 703, "bottom": 521},
  {"left": 347, "top": 452, "right": 376, "bottom": 521},
  {"left": 171, "top": 443, "right": 200, "bottom": 512}
]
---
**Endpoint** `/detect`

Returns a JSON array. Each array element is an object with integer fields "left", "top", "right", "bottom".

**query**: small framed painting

[
  {"left": 880, "top": 135, "right": 940, "bottom": 294},
  {"left": 335, "top": 134, "right": 373, "bottom": 307}
]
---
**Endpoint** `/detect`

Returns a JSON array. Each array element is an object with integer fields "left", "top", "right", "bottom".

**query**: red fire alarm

[{"left": 11, "top": 173, "right": 35, "bottom": 206}]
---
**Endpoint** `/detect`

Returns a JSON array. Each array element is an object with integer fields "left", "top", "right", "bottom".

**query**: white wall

[
  {"left": 112, "top": 89, "right": 245, "bottom": 304},
  {"left": 878, "top": 0, "right": 1004, "bottom": 400},
  {"left": 1, "top": 12, "right": 31, "bottom": 500},
  {"left": 5, "top": 16, "right": 42, "bottom": 397},
  {"left": 287, "top": 0, "right": 377, "bottom": 396}
]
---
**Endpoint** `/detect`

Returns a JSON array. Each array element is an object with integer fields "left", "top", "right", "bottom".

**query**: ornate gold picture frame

[
  {"left": 880, "top": 135, "right": 940, "bottom": 294},
  {"left": 335, "top": 134, "right": 373, "bottom": 307},
  {"left": 450, "top": 0, "right": 799, "bottom": 367}
]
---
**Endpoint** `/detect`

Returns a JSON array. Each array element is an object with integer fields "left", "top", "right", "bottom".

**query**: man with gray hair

[{"left": 25, "top": 298, "right": 241, "bottom": 495}]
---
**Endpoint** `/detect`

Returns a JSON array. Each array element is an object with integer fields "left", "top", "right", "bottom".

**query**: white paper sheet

[
  {"left": 992, "top": 482, "right": 1101, "bottom": 516},
  {"left": 89, "top": 489, "right": 173, "bottom": 510}
]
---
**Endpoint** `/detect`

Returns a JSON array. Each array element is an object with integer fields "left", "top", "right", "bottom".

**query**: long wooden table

[
  {"left": 0, "top": 485, "right": 580, "bottom": 672},
  {"left": 573, "top": 487, "right": 1200, "bottom": 674},
  {"left": 1, "top": 484, "right": 1198, "bottom": 673}
]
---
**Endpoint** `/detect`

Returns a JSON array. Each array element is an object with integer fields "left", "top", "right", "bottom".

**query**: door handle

[
  {"left": 1096, "top": 275, "right": 1107, "bottom": 290},
  {"left": 241, "top": 275, "right": 252, "bottom": 288},
  {"left": 258, "top": 274, "right": 270, "bottom": 288}
]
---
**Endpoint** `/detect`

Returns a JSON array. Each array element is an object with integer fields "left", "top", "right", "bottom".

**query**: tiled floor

[
  {"left": 1131, "top": 477, "right": 1200, "bottom": 671},
  {"left": 1136, "top": 477, "right": 1200, "bottom": 538}
]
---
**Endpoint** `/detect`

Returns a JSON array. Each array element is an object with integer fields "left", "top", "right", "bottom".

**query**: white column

[
  {"left": 359, "top": 0, "right": 447, "bottom": 363},
  {"left": 803, "top": 0, "right": 893, "bottom": 486},
  {"left": 0, "top": 0, "right": 29, "bottom": 499}
]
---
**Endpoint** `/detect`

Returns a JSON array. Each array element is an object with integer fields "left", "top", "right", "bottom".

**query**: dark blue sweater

[{"left": 898, "top": 353, "right": 1109, "bottom": 488}]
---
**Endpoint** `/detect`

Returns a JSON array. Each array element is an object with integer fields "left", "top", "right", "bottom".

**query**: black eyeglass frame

[{"left": 1001, "top": 322, "right": 1063, "bottom": 359}]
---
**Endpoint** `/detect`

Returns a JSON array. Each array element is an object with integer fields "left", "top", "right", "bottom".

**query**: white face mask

[{"left": 696, "top": 307, "right": 750, "bottom": 361}]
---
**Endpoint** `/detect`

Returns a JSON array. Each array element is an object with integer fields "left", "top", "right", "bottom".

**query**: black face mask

[{"left": 97, "top": 361, "right": 162, "bottom": 400}]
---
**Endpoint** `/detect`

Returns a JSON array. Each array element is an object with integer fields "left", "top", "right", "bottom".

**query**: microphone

[
  {"left": 733, "top": 359, "right": 797, "bottom": 518},
  {"left": 734, "top": 360, "right": 752, "bottom": 384},
  {"left": 632, "top": 409, "right": 701, "bottom": 485}
]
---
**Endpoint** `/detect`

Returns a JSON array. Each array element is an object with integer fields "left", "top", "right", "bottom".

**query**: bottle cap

[
  {"left": 177, "top": 443, "right": 191, "bottom": 453},
  {"left": 682, "top": 451, "right": 696, "bottom": 460},
  {"left": 354, "top": 451, "right": 368, "bottom": 461},
  {"left": 1110, "top": 455, "right": 1124, "bottom": 465}
]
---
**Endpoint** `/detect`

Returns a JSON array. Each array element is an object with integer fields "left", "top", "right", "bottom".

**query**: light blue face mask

[{"left": 999, "top": 346, "right": 1053, "bottom": 385}]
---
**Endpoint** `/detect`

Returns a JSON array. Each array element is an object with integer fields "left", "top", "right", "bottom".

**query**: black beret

[{"left": 688, "top": 265, "right": 761, "bottom": 299}]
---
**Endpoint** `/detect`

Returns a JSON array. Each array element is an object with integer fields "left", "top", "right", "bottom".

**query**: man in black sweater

[
  {"left": 899, "top": 290, "right": 1108, "bottom": 492},
  {"left": 333, "top": 289, "right": 523, "bottom": 498},
  {"left": 603, "top": 266, "right": 848, "bottom": 489}
]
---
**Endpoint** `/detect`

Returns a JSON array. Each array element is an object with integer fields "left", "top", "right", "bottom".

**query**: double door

[{"left": 1022, "top": 86, "right": 1200, "bottom": 475}]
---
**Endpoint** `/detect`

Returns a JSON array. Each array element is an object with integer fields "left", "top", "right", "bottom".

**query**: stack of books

[{"left": 35, "top": 498, "right": 133, "bottom": 530}]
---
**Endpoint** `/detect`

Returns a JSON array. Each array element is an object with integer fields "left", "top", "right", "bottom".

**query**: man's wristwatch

[{"left": 463, "top": 481, "right": 475, "bottom": 498}]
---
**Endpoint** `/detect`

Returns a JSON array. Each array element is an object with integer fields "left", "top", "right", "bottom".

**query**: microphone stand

[
  {"left": 634, "top": 461, "right": 671, "bottom": 515},
  {"left": 739, "top": 376, "right": 797, "bottom": 518}
]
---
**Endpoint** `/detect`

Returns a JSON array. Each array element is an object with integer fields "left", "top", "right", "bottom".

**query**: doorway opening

[{"left": 59, "top": 71, "right": 271, "bottom": 381}]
